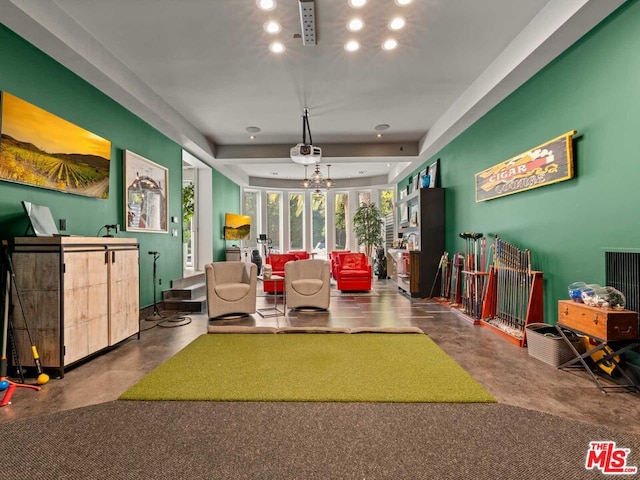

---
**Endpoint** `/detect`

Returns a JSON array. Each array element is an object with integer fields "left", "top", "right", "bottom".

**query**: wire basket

[{"left": 526, "top": 323, "right": 584, "bottom": 367}]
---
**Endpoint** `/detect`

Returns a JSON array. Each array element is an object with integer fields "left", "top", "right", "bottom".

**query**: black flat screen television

[{"left": 22, "top": 201, "right": 59, "bottom": 236}]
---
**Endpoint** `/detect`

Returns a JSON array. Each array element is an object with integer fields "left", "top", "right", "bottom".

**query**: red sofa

[
  {"left": 263, "top": 253, "right": 298, "bottom": 293},
  {"left": 288, "top": 250, "right": 310, "bottom": 260},
  {"left": 335, "top": 253, "right": 372, "bottom": 292},
  {"left": 329, "top": 250, "right": 350, "bottom": 278}
]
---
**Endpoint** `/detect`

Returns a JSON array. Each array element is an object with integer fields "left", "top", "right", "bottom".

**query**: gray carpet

[{"left": 1, "top": 401, "right": 638, "bottom": 479}]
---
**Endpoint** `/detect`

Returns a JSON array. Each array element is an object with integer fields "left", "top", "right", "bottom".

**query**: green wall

[
  {"left": 0, "top": 25, "right": 182, "bottom": 308},
  {"left": 212, "top": 169, "right": 241, "bottom": 261},
  {"left": 402, "top": 0, "right": 640, "bottom": 325}
]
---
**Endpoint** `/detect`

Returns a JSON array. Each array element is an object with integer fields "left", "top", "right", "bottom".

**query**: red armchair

[
  {"left": 263, "top": 253, "right": 298, "bottom": 293},
  {"left": 329, "top": 250, "right": 350, "bottom": 279},
  {"left": 335, "top": 253, "right": 372, "bottom": 292},
  {"left": 288, "top": 250, "right": 310, "bottom": 260}
]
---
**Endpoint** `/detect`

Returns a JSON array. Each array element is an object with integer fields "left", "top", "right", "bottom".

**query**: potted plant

[{"left": 353, "top": 202, "right": 383, "bottom": 262}]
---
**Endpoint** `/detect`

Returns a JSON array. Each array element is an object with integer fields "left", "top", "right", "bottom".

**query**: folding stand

[{"left": 555, "top": 325, "right": 640, "bottom": 394}]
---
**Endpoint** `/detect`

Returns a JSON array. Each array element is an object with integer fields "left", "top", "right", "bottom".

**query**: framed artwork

[
  {"left": 412, "top": 174, "right": 420, "bottom": 192},
  {"left": 409, "top": 203, "right": 419, "bottom": 227},
  {"left": 427, "top": 159, "right": 439, "bottom": 188},
  {"left": 0, "top": 91, "right": 111, "bottom": 199},
  {"left": 475, "top": 131, "right": 576, "bottom": 202},
  {"left": 400, "top": 203, "right": 409, "bottom": 223},
  {"left": 124, "top": 150, "right": 168, "bottom": 233}
]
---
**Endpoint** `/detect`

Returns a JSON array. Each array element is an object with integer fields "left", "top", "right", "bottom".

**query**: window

[
  {"left": 358, "top": 191, "right": 371, "bottom": 207},
  {"left": 243, "top": 190, "right": 260, "bottom": 248},
  {"left": 289, "top": 193, "right": 304, "bottom": 250},
  {"left": 266, "top": 192, "right": 282, "bottom": 252},
  {"left": 334, "top": 192, "right": 349, "bottom": 250},
  {"left": 311, "top": 192, "right": 327, "bottom": 259}
]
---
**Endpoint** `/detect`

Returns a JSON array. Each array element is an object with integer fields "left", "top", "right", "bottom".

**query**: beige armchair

[
  {"left": 205, "top": 262, "right": 257, "bottom": 318},
  {"left": 285, "top": 259, "right": 330, "bottom": 310}
]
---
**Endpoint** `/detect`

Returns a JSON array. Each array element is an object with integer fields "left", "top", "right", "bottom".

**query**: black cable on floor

[{"left": 139, "top": 311, "right": 192, "bottom": 331}]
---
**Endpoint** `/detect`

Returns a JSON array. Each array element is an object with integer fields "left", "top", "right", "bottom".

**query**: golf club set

[
  {"left": 490, "top": 236, "right": 533, "bottom": 338},
  {"left": 434, "top": 234, "right": 536, "bottom": 332},
  {"left": 1, "top": 241, "right": 47, "bottom": 406},
  {"left": 432, "top": 232, "right": 488, "bottom": 320}
]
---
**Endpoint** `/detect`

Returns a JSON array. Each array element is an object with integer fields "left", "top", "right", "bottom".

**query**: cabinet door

[
  {"left": 108, "top": 249, "right": 139, "bottom": 345},
  {"left": 11, "top": 251, "right": 61, "bottom": 368},
  {"left": 64, "top": 250, "right": 109, "bottom": 365}
]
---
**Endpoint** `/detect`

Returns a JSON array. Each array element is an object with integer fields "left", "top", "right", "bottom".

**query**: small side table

[{"left": 257, "top": 274, "right": 285, "bottom": 317}]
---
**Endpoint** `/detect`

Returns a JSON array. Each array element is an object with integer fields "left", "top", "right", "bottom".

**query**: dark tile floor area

[{"left": 1, "top": 279, "right": 638, "bottom": 434}]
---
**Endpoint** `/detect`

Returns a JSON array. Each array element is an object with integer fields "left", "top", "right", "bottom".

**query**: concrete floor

[{"left": 1, "top": 279, "right": 638, "bottom": 435}]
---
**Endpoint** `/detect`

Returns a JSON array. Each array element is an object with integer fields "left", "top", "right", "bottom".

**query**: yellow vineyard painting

[{"left": 0, "top": 91, "right": 111, "bottom": 199}]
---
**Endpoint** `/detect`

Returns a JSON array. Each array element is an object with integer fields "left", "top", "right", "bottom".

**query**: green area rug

[{"left": 120, "top": 333, "right": 495, "bottom": 403}]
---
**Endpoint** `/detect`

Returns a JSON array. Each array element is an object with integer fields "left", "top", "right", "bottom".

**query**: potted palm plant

[{"left": 353, "top": 202, "right": 383, "bottom": 262}]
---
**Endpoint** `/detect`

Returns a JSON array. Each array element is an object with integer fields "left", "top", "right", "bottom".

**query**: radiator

[{"left": 605, "top": 251, "right": 640, "bottom": 315}]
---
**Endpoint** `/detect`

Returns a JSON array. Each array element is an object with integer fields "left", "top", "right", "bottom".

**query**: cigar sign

[{"left": 475, "top": 130, "right": 576, "bottom": 202}]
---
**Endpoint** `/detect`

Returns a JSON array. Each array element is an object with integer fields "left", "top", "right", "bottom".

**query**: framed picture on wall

[
  {"left": 124, "top": 150, "right": 168, "bottom": 233},
  {"left": 409, "top": 204, "right": 419, "bottom": 226},
  {"left": 0, "top": 91, "right": 112, "bottom": 199},
  {"left": 427, "top": 159, "right": 440, "bottom": 188},
  {"left": 400, "top": 203, "right": 409, "bottom": 223}
]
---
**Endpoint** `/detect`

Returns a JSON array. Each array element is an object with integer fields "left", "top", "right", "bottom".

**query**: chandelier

[{"left": 301, "top": 164, "right": 333, "bottom": 193}]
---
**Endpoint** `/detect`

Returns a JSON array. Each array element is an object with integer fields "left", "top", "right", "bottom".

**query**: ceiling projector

[{"left": 290, "top": 143, "right": 322, "bottom": 164}]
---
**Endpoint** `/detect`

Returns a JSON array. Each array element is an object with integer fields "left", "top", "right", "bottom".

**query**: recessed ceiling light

[
  {"left": 382, "top": 39, "right": 398, "bottom": 51},
  {"left": 347, "top": 18, "right": 364, "bottom": 32},
  {"left": 349, "top": 0, "right": 367, "bottom": 8},
  {"left": 377, "top": 133, "right": 383, "bottom": 138},
  {"left": 269, "top": 41, "right": 285, "bottom": 53},
  {"left": 389, "top": 17, "right": 406, "bottom": 31},
  {"left": 374, "top": 124, "right": 390, "bottom": 131},
  {"left": 345, "top": 40, "right": 360, "bottom": 52},
  {"left": 394, "top": 0, "right": 412, "bottom": 5},
  {"left": 387, "top": 163, "right": 392, "bottom": 167},
  {"left": 264, "top": 20, "right": 281, "bottom": 34},
  {"left": 246, "top": 126, "right": 261, "bottom": 133},
  {"left": 257, "top": 0, "right": 276, "bottom": 11},
  {"left": 250, "top": 135, "right": 256, "bottom": 140}
]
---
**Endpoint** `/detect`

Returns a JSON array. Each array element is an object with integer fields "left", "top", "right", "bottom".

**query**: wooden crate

[{"left": 558, "top": 300, "right": 639, "bottom": 341}]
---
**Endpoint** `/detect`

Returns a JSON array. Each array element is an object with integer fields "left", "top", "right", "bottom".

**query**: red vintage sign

[{"left": 475, "top": 130, "right": 576, "bottom": 202}]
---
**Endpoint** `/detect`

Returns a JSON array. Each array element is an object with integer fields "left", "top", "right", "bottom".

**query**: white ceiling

[{"left": 0, "top": 0, "right": 626, "bottom": 187}]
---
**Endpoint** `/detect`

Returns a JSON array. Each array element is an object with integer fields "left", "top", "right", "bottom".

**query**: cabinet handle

[
  {"left": 563, "top": 307, "right": 568, "bottom": 315},
  {"left": 592, "top": 314, "right": 598, "bottom": 325},
  {"left": 112, "top": 251, "right": 116, "bottom": 263},
  {"left": 613, "top": 325, "right": 632, "bottom": 334}
]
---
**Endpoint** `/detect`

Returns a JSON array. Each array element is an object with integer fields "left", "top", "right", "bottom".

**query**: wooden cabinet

[
  {"left": 558, "top": 300, "right": 638, "bottom": 341},
  {"left": 10, "top": 237, "right": 139, "bottom": 376},
  {"left": 395, "top": 188, "right": 445, "bottom": 297}
]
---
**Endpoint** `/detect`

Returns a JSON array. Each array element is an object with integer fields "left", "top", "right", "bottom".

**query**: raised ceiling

[{"left": 0, "top": 0, "right": 625, "bottom": 186}]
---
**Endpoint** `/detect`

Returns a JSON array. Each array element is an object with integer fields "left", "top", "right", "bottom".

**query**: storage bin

[{"left": 526, "top": 323, "right": 584, "bottom": 367}]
